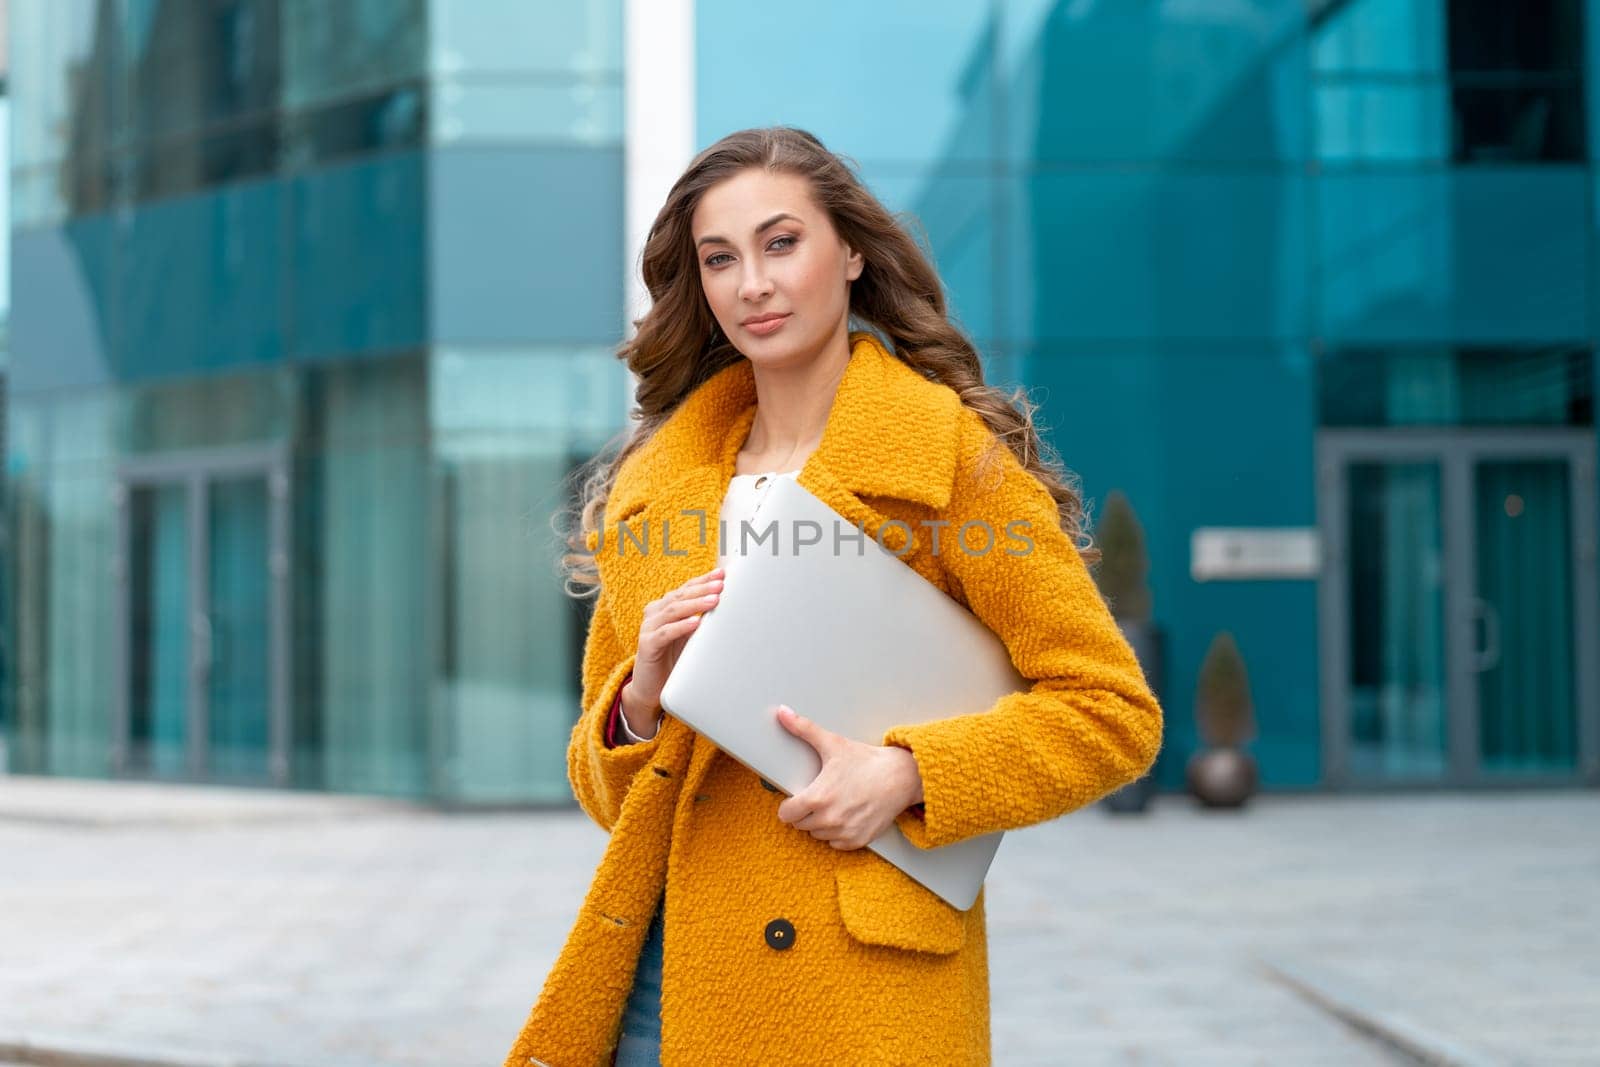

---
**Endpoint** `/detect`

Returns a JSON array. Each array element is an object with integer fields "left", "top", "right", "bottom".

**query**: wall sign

[{"left": 1191, "top": 527, "right": 1321, "bottom": 581}]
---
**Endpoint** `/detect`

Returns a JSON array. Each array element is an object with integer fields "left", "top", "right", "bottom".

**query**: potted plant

[
  {"left": 1092, "top": 490, "right": 1164, "bottom": 814},
  {"left": 1186, "top": 631, "right": 1258, "bottom": 808}
]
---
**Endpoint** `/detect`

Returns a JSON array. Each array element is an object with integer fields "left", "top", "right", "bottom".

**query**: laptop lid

[{"left": 659, "top": 474, "right": 1027, "bottom": 910}]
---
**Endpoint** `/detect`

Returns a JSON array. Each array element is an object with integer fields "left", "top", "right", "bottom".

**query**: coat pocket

[{"left": 834, "top": 852, "right": 965, "bottom": 956}]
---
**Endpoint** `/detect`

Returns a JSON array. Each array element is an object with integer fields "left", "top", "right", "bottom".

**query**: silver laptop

[{"left": 659, "top": 475, "right": 1028, "bottom": 910}]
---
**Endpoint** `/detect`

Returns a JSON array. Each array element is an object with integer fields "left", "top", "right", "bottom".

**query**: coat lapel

[
  {"left": 600, "top": 329, "right": 963, "bottom": 538},
  {"left": 590, "top": 329, "right": 967, "bottom": 840}
]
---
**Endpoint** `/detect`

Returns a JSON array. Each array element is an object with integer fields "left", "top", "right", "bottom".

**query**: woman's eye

[{"left": 704, "top": 236, "right": 794, "bottom": 268}]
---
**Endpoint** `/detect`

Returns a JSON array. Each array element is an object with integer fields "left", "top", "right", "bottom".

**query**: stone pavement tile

[
  {"left": 1, "top": 788, "right": 1593, "bottom": 1065},
  {"left": 0, "top": 773, "right": 420, "bottom": 828}
]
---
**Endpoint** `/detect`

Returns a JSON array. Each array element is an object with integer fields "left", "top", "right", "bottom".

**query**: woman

[{"left": 504, "top": 126, "right": 1163, "bottom": 1067}]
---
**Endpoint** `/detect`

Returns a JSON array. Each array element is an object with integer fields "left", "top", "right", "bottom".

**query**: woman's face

[{"left": 691, "top": 168, "right": 863, "bottom": 367}]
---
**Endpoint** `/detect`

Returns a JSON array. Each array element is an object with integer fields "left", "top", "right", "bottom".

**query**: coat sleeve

[
  {"left": 879, "top": 409, "right": 1164, "bottom": 850},
  {"left": 567, "top": 587, "right": 662, "bottom": 832}
]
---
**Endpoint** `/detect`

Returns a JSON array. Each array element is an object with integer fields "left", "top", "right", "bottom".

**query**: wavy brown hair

[{"left": 557, "top": 126, "right": 1096, "bottom": 596}]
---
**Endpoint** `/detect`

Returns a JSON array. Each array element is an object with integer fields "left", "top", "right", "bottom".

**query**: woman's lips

[{"left": 744, "top": 314, "right": 790, "bottom": 336}]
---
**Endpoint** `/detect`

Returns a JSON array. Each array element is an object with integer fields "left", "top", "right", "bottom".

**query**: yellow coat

[{"left": 504, "top": 331, "right": 1163, "bottom": 1066}]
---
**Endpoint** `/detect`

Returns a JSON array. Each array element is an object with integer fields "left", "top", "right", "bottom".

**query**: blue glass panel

[
  {"left": 283, "top": 0, "right": 426, "bottom": 111},
  {"left": 695, "top": 0, "right": 996, "bottom": 164},
  {"left": 116, "top": 179, "right": 286, "bottom": 380},
  {"left": 1311, "top": 0, "right": 1448, "bottom": 75},
  {"left": 1009, "top": 0, "right": 1309, "bottom": 164},
  {"left": 1009, "top": 171, "right": 1307, "bottom": 343},
  {"left": 9, "top": 219, "right": 117, "bottom": 393},
  {"left": 429, "top": 145, "right": 622, "bottom": 345},
  {"left": 865, "top": 169, "right": 998, "bottom": 347},
  {"left": 430, "top": 0, "right": 623, "bottom": 75},
  {"left": 1314, "top": 83, "right": 1451, "bottom": 162},
  {"left": 290, "top": 151, "right": 427, "bottom": 358},
  {"left": 431, "top": 79, "right": 622, "bottom": 145},
  {"left": 1315, "top": 168, "right": 1590, "bottom": 342},
  {"left": 11, "top": 0, "right": 116, "bottom": 168}
]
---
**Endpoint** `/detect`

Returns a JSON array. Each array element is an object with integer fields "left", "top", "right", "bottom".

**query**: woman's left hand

[{"left": 772, "top": 705, "right": 924, "bottom": 850}]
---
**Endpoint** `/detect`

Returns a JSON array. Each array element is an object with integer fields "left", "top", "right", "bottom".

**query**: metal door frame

[
  {"left": 111, "top": 443, "right": 292, "bottom": 785},
  {"left": 1318, "top": 428, "right": 1599, "bottom": 789}
]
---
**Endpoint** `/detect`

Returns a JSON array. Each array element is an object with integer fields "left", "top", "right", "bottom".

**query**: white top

[
  {"left": 717, "top": 468, "right": 803, "bottom": 562},
  {"left": 615, "top": 468, "right": 802, "bottom": 743}
]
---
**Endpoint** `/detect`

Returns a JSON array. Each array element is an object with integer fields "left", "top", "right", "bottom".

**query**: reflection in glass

[
  {"left": 297, "top": 356, "right": 428, "bottom": 794},
  {"left": 283, "top": 0, "right": 425, "bottom": 110},
  {"left": 1319, "top": 346, "right": 1594, "bottom": 427},
  {"left": 124, "top": 0, "right": 282, "bottom": 142},
  {"left": 1314, "top": 169, "right": 1588, "bottom": 344},
  {"left": 282, "top": 85, "right": 425, "bottom": 167},
  {"left": 1314, "top": 83, "right": 1450, "bottom": 162},
  {"left": 429, "top": 0, "right": 622, "bottom": 76},
  {"left": 1451, "top": 84, "right": 1584, "bottom": 162},
  {"left": 1311, "top": 0, "right": 1586, "bottom": 163},
  {"left": 438, "top": 446, "right": 576, "bottom": 801},
  {"left": 429, "top": 80, "right": 619, "bottom": 145},
  {"left": 1311, "top": 0, "right": 1447, "bottom": 75},
  {"left": 1347, "top": 461, "right": 1448, "bottom": 778}
]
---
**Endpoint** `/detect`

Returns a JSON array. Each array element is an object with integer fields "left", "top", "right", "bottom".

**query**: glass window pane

[
  {"left": 123, "top": 0, "right": 281, "bottom": 144},
  {"left": 429, "top": 0, "right": 622, "bottom": 76},
  {"left": 437, "top": 445, "right": 577, "bottom": 802},
  {"left": 294, "top": 356, "right": 428, "bottom": 794},
  {"left": 429, "top": 147, "right": 620, "bottom": 346},
  {"left": 1314, "top": 83, "right": 1450, "bottom": 162},
  {"left": 431, "top": 347, "right": 629, "bottom": 439},
  {"left": 1452, "top": 84, "right": 1585, "bottom": 162},
  {"left": 283, "top": 0, "right": 426, "bottom": 110},
  {"left": 281, "top": 84, "right": 425, "bottom": 168},
  {"left": 1318, "top": 346, "right": 1594, "bottom": 426},
  {"left": 430, "top": 79, "right": 620, "bottom": 146},
  {"left": 1315, "top": 170, "right": 1589, "bottom": 342},
  {"left": 11, "top": 1, "right": 117, "bottom": 168},
  {"left": 1311, "top": 0, "right": 1447, "bottom": 75}
]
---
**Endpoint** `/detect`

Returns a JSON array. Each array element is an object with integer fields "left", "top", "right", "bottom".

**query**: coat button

[{"left": 764, "top": 918, "right": 795, "bottom": 951}]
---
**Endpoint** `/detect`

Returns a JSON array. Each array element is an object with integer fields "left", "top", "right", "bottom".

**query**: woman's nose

[{"left": 739, "top": 267, "right": 774, "bottom": 301}]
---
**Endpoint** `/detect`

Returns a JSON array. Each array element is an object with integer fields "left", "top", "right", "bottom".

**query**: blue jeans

[{"left": 613, "top": 894, "right": 665, "bottom": 1066}]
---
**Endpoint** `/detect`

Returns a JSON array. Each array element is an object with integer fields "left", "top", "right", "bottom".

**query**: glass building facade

[
  {"left": 4, "top": 0, "right": 1597, "bottom": 801},
  {"left": 4, "top": 1, "right": 628, "bottom": 801},
  {"left": 697, "top": 0, "right": 1599, "bottom": 791}
]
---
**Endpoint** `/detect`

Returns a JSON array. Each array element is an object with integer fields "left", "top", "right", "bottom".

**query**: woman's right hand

[{"left": 620, "top": 566, "right": 725, "bottom": 737}]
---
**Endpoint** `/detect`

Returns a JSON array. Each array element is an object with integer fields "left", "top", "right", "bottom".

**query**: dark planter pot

[
  {"left": 1185, "top": 746, "right": 1257, "bottom": 809},
  {"left": 1100, "top": 620, "right": 1165, "bottom": 815}
]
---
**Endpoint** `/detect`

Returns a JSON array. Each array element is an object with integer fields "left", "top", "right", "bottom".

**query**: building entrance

[
  {"left": 1318, "top": 430, "right": 1598, "bottom": 787},
  {"left": 113, "top": 446, "right": 290, "bottom": 785}
]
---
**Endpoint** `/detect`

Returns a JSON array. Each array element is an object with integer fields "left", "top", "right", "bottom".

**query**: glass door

[
  {"left": 115, "top": 448, "right": 289, "bottom": 785},
  {"left": 1469, "top": 455, "right": 1589, "bottom": 778},
  {"left": 1340, "top": 459, "right": 1449, "bottom": 780},
  {"left": 206, "top": 474, "right": 274, "bottom": 781},
  {"left": 1319, "top": 431, "right": 1598, "bottom": 787},
  {"left": 125, "top": 482, "right": 193, "bottom": 778}
]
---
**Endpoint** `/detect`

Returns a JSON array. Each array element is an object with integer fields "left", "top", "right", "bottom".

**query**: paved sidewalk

[{"left": 0, "top": 775, "right": 1593, "bottom": 1066}]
